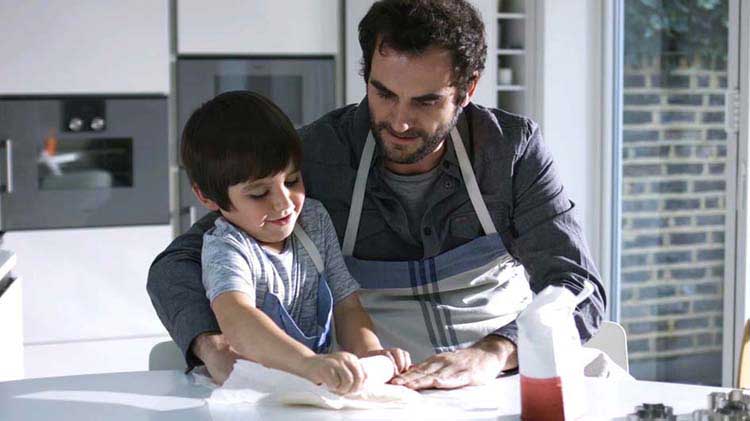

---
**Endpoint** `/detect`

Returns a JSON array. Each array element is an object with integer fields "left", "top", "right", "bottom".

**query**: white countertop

[{"left": 0, "top": 370, "right": 730, "bottom": 420}]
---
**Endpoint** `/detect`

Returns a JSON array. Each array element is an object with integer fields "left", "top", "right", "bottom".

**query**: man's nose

[{"left": 389, "top": 104, "right": 411, "bottom": 133}]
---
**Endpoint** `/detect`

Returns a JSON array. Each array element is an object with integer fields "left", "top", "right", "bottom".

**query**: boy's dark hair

[
  {"left": 358, "top": 0, "right": 487, "bottom": 102},
  {"left": 180, "top": 90, "right": 302, "bottom": 211}
]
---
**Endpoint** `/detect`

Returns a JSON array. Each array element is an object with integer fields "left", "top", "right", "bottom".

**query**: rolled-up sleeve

[
  {"left": 501, "top": 121, "right": 606, "bottom": 344},
  {"left": 146, "top": 213, "right": 221, "bottom": 369}
]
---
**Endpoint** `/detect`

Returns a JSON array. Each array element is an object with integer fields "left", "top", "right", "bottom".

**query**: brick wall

[{"left": 620, "top": 55, "right": 726, "bottom": 372}]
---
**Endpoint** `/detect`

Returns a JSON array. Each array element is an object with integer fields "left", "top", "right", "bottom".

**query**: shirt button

[
  {"left": 443, "top": 179, "right": 454, "bottom": 190},
  {"left": 423, "top": 227, "right": 432, "bottom": 236}
]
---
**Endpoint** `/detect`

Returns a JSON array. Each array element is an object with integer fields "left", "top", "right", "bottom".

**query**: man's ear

[
  {"left": 192, "top": 184, "right": 220, "bottom": 211},
  {"left": 460, "top": 72, "right": 481, "bottom": 107}
]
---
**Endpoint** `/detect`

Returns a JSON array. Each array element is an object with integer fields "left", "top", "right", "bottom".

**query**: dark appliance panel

[
  {"left": 0, "top": 97, "right": 169, "bottom": 230},
  {"left": 177, "top": 58, "right": 336, "bottom": 232}
]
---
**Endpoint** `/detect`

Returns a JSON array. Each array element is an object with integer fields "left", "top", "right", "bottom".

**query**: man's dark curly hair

[{"left": 358, "top": 0, "right": 487, "bottom": 102}]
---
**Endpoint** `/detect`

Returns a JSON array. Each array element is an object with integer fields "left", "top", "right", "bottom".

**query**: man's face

[
  {"left": 212, "top": 166, "right": 305, "bottom": 252},
  {"left": 367, "top": 44, "right": 468, "bottom": 166}
]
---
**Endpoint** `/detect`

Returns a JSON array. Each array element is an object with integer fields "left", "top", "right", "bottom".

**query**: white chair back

[
  {"left": 149, "top": 340, "right": 186, "bottom": 371},
  {"left": 583, "top": 321, "right": 629, "bottom": 372}
]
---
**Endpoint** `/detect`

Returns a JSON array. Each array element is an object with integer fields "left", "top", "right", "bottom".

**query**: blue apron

[
  {"left": 341, "top": 127, "right": 532, "bottom": 362},
  {"left": 260, "top": 225, "right": 333, "bottom": 354}
]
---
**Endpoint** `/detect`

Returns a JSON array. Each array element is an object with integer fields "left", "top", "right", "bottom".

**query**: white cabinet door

[
  {"left": 178, "top": 0, "right": 340, "bottom": 55},
  {"left": 0, "top": 0, "right": 169, "bottom": 95},
  {"left": 6, "top": 225, "right": 172, "bottom": 344}
]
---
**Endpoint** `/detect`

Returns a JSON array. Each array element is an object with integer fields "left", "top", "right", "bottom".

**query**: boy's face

[{"left": 195, "top": 165, "right": 305, "bottom": 252}]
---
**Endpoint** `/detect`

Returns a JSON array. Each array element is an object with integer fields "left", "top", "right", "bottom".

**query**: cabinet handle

[{"left": 1, "top": 139, "right": 13, "bottom": 193}]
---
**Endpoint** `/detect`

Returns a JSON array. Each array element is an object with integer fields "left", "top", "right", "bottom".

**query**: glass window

[{"left": 616, "top": 0, "right": 729, "bottom": 385}]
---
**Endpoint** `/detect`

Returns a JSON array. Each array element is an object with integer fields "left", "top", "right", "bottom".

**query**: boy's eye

[
  {"left": 285, "top": 177, "right": 300, "bottom": 187},
  {"left": 248, "top": 191, "right": 268, "bottom": 199}
]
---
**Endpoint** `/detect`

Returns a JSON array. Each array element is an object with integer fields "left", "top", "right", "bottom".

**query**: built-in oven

[
  {"left": 0, "top": 96, "right": 169, "bottom": 230},
  {"left": 177, "top": 57, "right": 337, "bottom": 232}
]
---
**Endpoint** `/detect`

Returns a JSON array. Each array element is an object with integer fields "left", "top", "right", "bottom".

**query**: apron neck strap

[
  {"left": 293, "top": 224, "right": 324, "bottom": 273},
  {"left": 342, "top": 132, "right": 376, "bottom": 256},
  {"left": 341, "top": 127, "right": 497, "bottom": 257},
  {"left": 449, "top": 126, "right": 497, "bottom": 236}
]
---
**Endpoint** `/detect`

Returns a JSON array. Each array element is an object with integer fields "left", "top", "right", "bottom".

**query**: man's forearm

[
  {"left": 192, "top": 331, "right": 229, "bottom": 363},
  {"left": 471, "top": 334, "right": 518, "bottom": 371},
  {"left": 191, "top": 331, "right": 241, "bottom": 385}
]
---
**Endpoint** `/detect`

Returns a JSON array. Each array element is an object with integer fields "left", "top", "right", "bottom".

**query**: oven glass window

[
  {"left": 215, "top": 75, "right": 304, "bottom": 127},
  {"left": 37, "top": 135, "right": 133, "bottom": 190}
]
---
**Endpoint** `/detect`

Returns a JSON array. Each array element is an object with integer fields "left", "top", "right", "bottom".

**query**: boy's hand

[
  {"left": 300, "top": 352, "right": 365, "bottom": 395},
  {"left": 363, "top": 348, "right": 412, "bottom": 375}
]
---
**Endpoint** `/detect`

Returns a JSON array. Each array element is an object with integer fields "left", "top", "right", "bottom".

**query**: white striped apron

[{"left": 342, "top": 127, "right": 532, "bottom": 362}]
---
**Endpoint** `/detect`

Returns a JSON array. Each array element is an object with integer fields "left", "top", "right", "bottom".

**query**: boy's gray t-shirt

[{"left": 201, "top": 198, "right": 359, "bottom": 336}]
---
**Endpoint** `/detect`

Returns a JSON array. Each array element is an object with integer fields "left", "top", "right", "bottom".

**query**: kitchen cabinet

[
  {"left": 177, "top": 0, "right": 340, "bottom": 55},
  {"left": 0, "top": 0, "right": 169, "bottom": 95},
  {"left": 5, "top": 225, "right": 172, "bottom": 378}
]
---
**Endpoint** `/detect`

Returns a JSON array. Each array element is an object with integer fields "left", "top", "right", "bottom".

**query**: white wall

[
  {"left": 0, "top": 0, "right": 169, "bottom": 95},
  {"left": 541, "top": 0, "right": 603, "bottom": 266}
]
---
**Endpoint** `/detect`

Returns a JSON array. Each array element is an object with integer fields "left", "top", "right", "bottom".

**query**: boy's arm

[
  {"left": 333, "top": 292, "right": 381, "bottom": 356},
  {"left": 334, "top": 293, "right": 411, "bottom": 372},
  {"left": 212, "top": 291, "right": 366, "bottom": 394},
  {"left": 211, "top": 292, "right": 314, "bottom": 374}
]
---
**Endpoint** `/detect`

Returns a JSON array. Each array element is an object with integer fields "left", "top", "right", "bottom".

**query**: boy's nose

[{"left": 271, "top": 191, "right": 293, "bottom": 212}]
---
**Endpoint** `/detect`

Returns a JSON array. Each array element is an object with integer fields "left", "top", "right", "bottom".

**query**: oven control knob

[
  {"left": 90, "top": 117, "right": 106, "bottom": 131},
  {"left": 68, "top": 117, "right": 83, "bottom": 132}
]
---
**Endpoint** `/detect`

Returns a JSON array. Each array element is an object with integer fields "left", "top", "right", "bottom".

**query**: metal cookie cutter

[
  {"left": 692, "top": 390, "right": 750, "bottom": 420},
  {"left": 627, "top": 403, "right": 677, "bottom": 421}
]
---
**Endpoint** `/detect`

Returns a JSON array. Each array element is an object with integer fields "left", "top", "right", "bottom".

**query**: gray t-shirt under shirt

[
  {"left": 201, "top": 198, "right": 359, "bottom": 336},
  {"left": 380, "top": 165, "right": 441, "bottom": 245}
]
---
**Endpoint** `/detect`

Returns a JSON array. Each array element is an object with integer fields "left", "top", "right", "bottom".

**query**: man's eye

[
  {"left": 418, "top": 100, "right": 437, "bottom": 107},
  {"left": 377, "top": 91, "right": 395, "bottom": 100}
]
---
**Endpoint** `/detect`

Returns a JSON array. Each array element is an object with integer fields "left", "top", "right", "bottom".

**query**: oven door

[
  {"left": 176, "top": 57, "right": 336, "bottom": 232},
  {"left": 0, "top": 97, "right": 168, "bottom": 230}
]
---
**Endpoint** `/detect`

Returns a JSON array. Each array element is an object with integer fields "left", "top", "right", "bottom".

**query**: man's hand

[
  {"left": 391, "top": 336, "right": 517, "bottom": 390},
  {"left": 192, "top": 332, "right": 240, "bottom": 385}
]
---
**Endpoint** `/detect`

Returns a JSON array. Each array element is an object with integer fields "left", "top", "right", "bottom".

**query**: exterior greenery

[{"left": 625, "top": 0, "right": 728, "bottom": 67}]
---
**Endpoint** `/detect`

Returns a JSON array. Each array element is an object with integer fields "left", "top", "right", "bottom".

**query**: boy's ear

[{"left": 192, "top": 184, "right": 220, "bottom": 211}]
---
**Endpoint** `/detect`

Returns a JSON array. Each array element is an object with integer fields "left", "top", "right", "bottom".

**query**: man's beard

[{"left": 370, "top": 109, "right": 461, "bottom": 165}]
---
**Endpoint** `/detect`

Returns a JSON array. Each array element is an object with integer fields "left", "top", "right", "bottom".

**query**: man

[{"left": 148, "top": 0, "right": 606, "bottom": 390}]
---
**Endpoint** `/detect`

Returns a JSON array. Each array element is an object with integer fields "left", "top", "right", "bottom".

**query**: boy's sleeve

[
  {"left": 318, "top": 204, "right": 360, "bottom": 304},
  {"left": 202, "top": 230, "right": 257, "bottom": 304}
]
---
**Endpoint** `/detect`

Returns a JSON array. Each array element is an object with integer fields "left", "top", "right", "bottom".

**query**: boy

[{"left": 181, "top": 91, "right": 409, "bottom": 394}]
